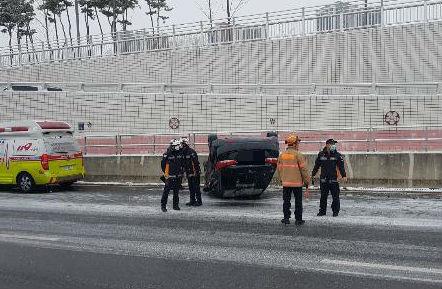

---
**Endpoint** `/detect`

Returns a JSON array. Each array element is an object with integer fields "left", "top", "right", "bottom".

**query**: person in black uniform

[
  {"left": 181, "top": 137, "right": 202, "bottom": 207},
  {"left": 311, "top": 139, "right": 347, "bottom": 217},
  {"left": 160, "top": 139, "right": 184, "bottom": 212}
]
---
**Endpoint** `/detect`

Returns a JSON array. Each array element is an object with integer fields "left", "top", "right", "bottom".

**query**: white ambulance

[{"left": 0, "top": 120, "right": 85, "bottom": 193}]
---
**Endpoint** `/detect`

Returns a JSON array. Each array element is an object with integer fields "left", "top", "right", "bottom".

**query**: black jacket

[
  {"left": 161, "top": 148, "right": 184, "bottom": 178},
  {"left": 312, "top": 148, "right": 346, "bottom": 181},
  {"left": 181, "top": 146, "right": 201, "bottom": 176}
]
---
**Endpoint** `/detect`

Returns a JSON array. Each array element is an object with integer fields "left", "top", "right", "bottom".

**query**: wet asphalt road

[{"left": 0, "top": 185, "right": 441, "bottom": 289}]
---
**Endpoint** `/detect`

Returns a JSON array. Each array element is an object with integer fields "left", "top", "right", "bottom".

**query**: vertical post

[
  {"left": 200, "top": 21, "right": 204, "bottom": 46},
  {"left": 172, "top": 25, "right": 177, "bottom": 49},
  {"left": 89, "top": 35, "right": 93, "bottom": 57},
  {"left": 115, "top": 33, "right": 119, "bottom": 55},
  {"left": 41, "top": 42, "right": 45, "bottom": 62},
  {"left": 301, "top": 7, "right": 306, "bottom": 36},
  {"left": 143, "top": 28, "right": 146, "bottom": 51},
  {"left": 366, "top": 127, "right": 371, "bottom": 152},
  {"left": 380, "top": 0, "right": 384, "bottom": 27},
  {"left": 364, "top": 0, "right": 368, "bottom": 27},
  {"left": 424, "top": 125, "right": 428, "bottom": 152},
  {"left": 18, "top": 45, "right": 22, "bottom": 66},
  {"left": 265, "top": 12, "right": 270, "bottom": 39},
  {"left": 115, "top": 135, "right": 119, "bottom": 155},
  {"left": 84, "top": 136, "right": 87, "bottom": 155},
  {"left": 424, "top": 0, "right": 428, "bottom": 22},
  {"left": 232, "top": 17, "right": 236, "bottom": 43},
  {"left": 153, "top": 135, "right": 156, "bottom": 154},
  {"left": 339, "top": 12, "right": 344, "bottom": 31}
]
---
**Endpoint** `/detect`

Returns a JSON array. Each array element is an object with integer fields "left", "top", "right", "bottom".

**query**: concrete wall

[
  {"left": 2, "top": 91, "right": 440, "bottom": 134},
  {"left": 1, "top": 22, "right": 442, "bottom": 84},
  {"left": 84, "top": 153, "right": 442, "bottom": 187}
]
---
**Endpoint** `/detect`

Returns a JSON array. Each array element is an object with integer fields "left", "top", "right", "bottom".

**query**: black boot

[
  {"left": 281, "top": 218, "right": 290, "bottom": 225},
  {"left": 173, "top": 206, "right": 180, "bottom": 210},
  {"left": 186, "top": 201, "right": 196, "bottom": 206},
  {"left": 161, "top": 207, "right": 167, "bottom": 212},
  {"left": 295, "top": 220, "right": 305, "bottom": 226}
]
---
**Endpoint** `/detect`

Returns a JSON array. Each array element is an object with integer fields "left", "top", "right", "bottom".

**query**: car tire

[
  {"left": 208, "top": 134, "right": 218, "bottom": 145},
  {"left": 17, "top": 173, "right": 35, "bottom": 194}
]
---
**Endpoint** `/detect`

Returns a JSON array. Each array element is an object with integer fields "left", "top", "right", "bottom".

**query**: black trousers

[
  {"left": 161, "top": 178, "right": 181, "bottom": 208},
  {"left": 283, "top": 187, "right": 303, "bottom": 221},
  {"left": 319, "top": 181, "right": 340, "bottom": 214},
  {"left": 188, "top": 175, "right": 202, "bottom": 204}
]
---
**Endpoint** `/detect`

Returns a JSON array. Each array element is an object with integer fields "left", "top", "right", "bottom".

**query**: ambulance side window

[{"left": 13, "top": 139, "right": 40, "bottom": 156}]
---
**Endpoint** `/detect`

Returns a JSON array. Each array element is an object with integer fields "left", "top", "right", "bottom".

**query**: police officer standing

[
  {"left": 311, "top": 139, "right": 347, "bottom": 217},
  {"left": 180, "top": 137, "right": 203, "bottom": 207},
  {"left": 277, "top": 133, "right": 310, "bottom": 225},
  {"left": 160, "top": 139, "right": 184, "bottom": 212}
]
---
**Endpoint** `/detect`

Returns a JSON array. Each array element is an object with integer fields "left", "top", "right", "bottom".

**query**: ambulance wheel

[{"left": 17, "top": 173, "right": 35, "bottom": 194}]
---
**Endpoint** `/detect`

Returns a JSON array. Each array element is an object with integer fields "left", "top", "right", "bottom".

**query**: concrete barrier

[{"left": 84, "top": 153, "right": 442, "bottom": 187}]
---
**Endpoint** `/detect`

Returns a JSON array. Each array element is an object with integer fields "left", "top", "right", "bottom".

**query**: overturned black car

[{"left": 203, "top": 133, "right": 279, "bottom": 198}]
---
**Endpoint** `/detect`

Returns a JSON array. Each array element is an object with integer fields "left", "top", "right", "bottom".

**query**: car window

[
  {"left": 11, "top": 85, "right": 39, "bottom": 91},
  {"left": 12, "top": 139, "right": 41, "bottom": 156},
  {"left": 47, "top": 87, "right": 63, "bottom": 91},
  {"left": 43, "top": 132, "right": 79, "bottom": 154}
]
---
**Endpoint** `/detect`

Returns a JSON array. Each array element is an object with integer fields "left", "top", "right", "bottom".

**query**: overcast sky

[
  {"left": 0, "top": 0, "right": 334, "bottom": 46},
  {"left": 131, "top": 0, "right": 329, "bottom": 28}
]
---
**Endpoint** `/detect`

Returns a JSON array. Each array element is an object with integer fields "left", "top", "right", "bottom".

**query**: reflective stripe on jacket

[
  {"left": 277, "top": 147, "right": 310, "bottom": 188},
  {"left": 161, "top": 148, "right": 184, "bottom": 179}
]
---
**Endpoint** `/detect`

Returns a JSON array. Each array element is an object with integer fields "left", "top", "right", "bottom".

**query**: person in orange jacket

[{"left": 277, "top": 133, "right": 310, "bottom": 225}]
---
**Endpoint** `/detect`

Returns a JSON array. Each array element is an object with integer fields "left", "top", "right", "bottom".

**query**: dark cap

[{"left": 326, "top": 138, "right": 338, "bottom": 145}]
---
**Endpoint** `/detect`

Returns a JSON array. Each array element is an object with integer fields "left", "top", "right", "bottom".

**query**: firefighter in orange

[{"left": 277, "top": 133, "right": 310, "bottom": 225}]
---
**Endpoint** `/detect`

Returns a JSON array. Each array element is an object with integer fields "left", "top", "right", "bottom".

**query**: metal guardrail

[
  {"left": 75, "top": 125, "right": 442, "bottom": 155},
  {"left": 1, "top": 0, "right": 441, "bottom": 67},
  {"left": 1, "top": 82, "right": 441, "bottom": 95}
]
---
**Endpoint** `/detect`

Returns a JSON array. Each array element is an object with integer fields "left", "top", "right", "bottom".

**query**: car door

[
  {"left": 0, "top": 139, "right": 14, "bottom": 184},
  {"left": 0, "top": 139, "right": 6, "bottom": 183}
]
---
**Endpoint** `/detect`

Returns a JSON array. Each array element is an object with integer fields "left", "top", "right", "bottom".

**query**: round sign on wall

[
  {"left": 169, "top": 117, "right": 180, "bottom": 130},
  {"left": 384, "top": 111, "right": 400, "bottom": 125}
]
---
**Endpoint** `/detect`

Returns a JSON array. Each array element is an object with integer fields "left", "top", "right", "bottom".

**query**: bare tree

[
  {"left": 194, "top": 0, "right": 214, "bottom": 26},
  {"left": 0, "top": 0, "right": 35, "bottom": 64},
  {"left": 144, "top": 0, "right": 172, "bottom": 34},
  {"left": 62, "top": 0, "right": 73, "bottom": 45}
]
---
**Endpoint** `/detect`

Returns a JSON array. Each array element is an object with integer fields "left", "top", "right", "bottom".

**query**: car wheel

[
  {"left": 208, "top": 134, "right": 218, "bottom": 145},
  {"left": 17, "top": 173, "right": 35, "bottom": 193}
]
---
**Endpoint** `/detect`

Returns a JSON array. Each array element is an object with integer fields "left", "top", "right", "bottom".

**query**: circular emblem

[
  {"left": 384, "top": 111, "right": 400, "bottom": 125},
  {"left": 169, "top": 117, "right": 180, "bottom": 130}
]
